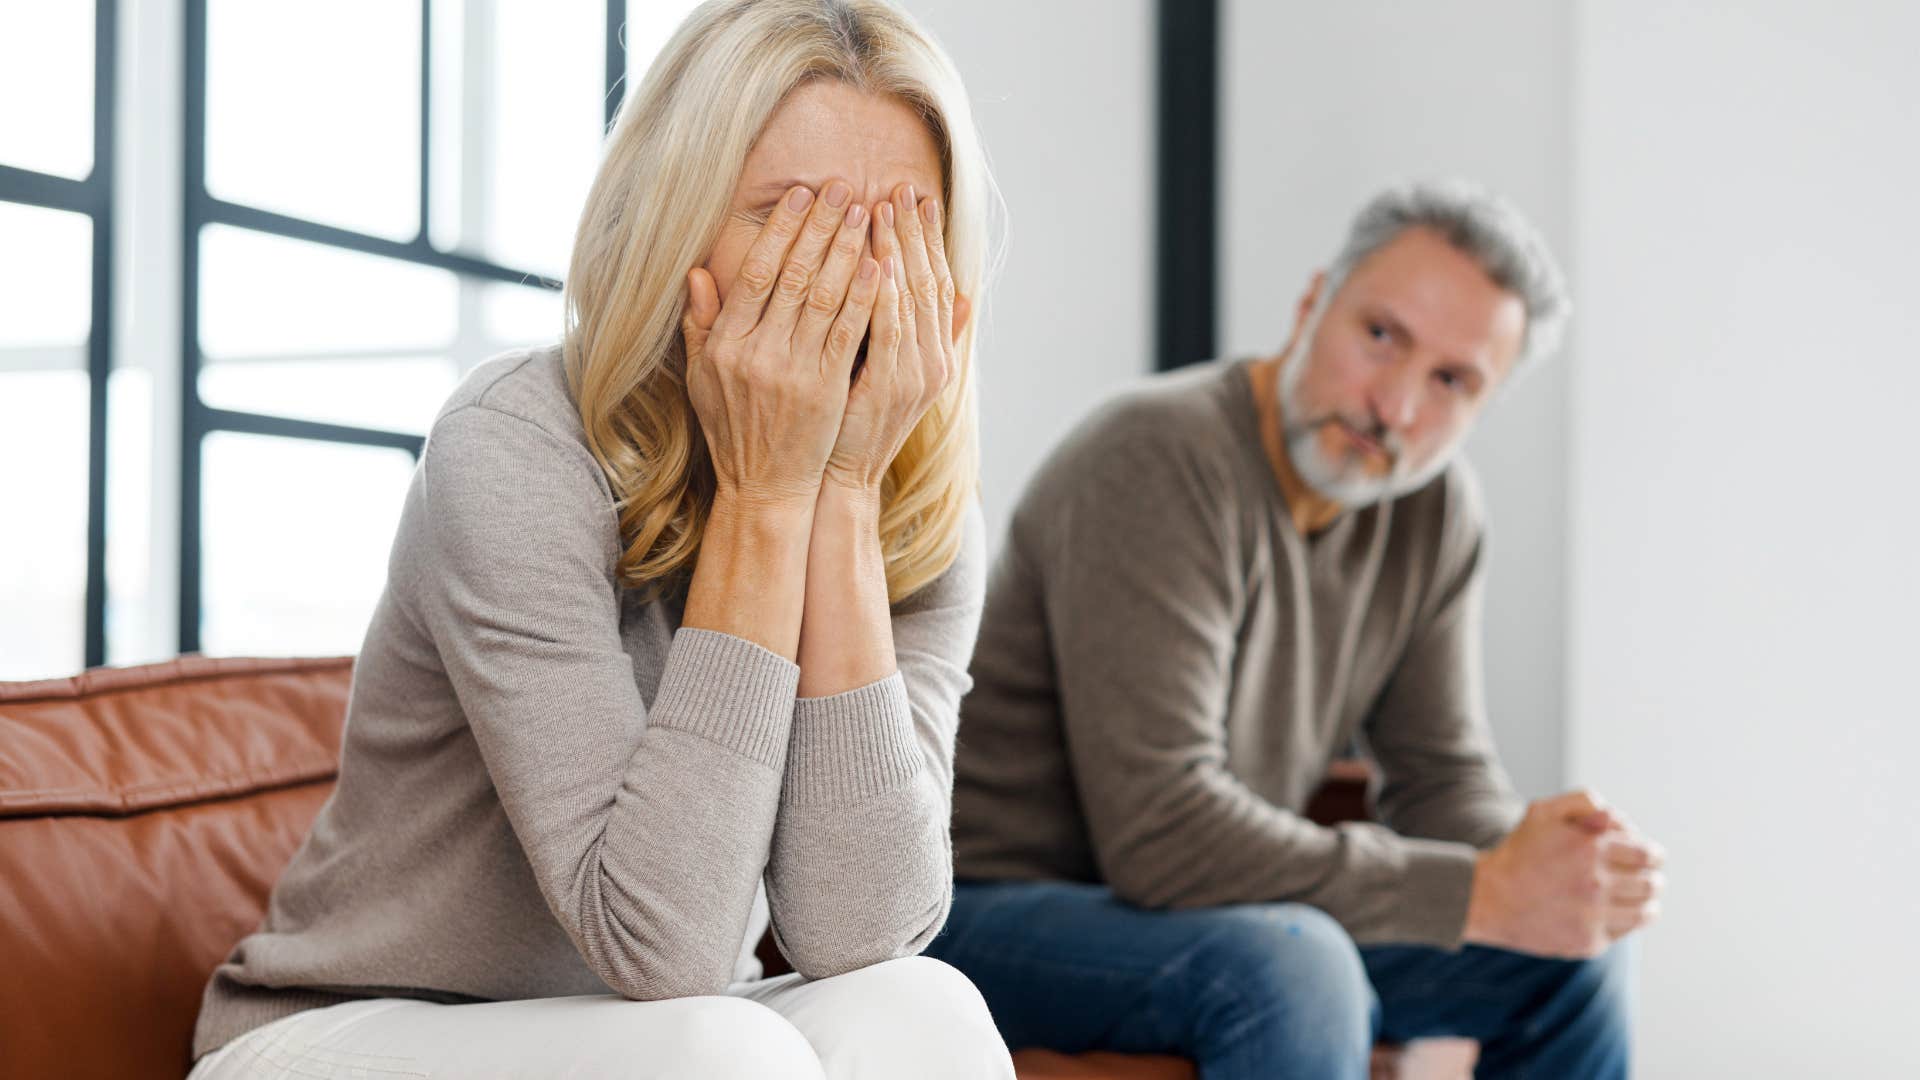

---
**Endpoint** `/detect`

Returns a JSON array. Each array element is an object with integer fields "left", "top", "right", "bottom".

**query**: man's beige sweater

[
  {"left": 193, "top": 344, "right": 985, "bottom": 1059},
  {"left": 951, "top": 358, "right": 1521, "bottom": 948}
]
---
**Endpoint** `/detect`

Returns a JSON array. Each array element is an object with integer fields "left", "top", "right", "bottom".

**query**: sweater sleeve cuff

[
  {"left": 1387, "top": 838, "right": 1481, "bottom": 949},
  {"left": 783, "top": 672, "right": 922, "bottom": 805},
  {"left": 646, "top": 627, "right": 800, "bottom": 770}
]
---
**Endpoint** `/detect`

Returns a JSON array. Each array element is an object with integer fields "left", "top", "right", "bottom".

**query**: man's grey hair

[{"left": 1327, "top": 180, "right": 1571, "bottom": 371}]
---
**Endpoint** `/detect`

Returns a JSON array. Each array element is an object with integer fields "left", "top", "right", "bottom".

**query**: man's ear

[
  {"left": 1300, "top": 270, "right": 1326, "bottom": 321},
  {"left": 1276, "top": 270, "right": 1326, "bottom": 360},
  {"left": 953, "top": 292, "right": 973, "bottom": 342}
]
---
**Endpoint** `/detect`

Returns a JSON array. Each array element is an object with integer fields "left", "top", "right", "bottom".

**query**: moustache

[{"left": 1315, "top": 412, "right": 1402, "bottom": 465}]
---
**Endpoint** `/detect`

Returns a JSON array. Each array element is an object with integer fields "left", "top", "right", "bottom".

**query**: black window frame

[
  {"left": 0, "top": 0, "right": 118, "bottom": 668},
  {"left": 1154, "top": 0, "right": 1218, "bottom": 373},
  {"left": 176, "top": 0, "right": 632, "bottom": 653},
  {"left": 3, "top": 0, "right": 1214, "bottom": 667}
]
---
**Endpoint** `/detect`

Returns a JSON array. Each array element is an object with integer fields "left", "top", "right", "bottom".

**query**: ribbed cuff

[
  {"left": 1389, "top": 838, "right": 1482, "bottom": 949},
  {"left": 647, "top": 628, "right": 800, "bottom": 769},
  {"left": 783, "top": 672, "right": 922, "bottom": 805}
]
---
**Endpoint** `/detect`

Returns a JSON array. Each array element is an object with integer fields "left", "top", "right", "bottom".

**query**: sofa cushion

[{"left": 0, "top": 655, "right": 353, "bottom": 1080}]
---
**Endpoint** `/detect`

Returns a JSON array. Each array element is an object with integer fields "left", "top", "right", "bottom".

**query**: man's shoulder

[
  {"left": 1081, "top": 359, "right": 1248, "bottom": 445},
  {"left": 1006, "top": 360, "right": 1260, "bottom": 564},
  {"left": 1037, "top": 360, "right": 1255, "bottom": 493}
]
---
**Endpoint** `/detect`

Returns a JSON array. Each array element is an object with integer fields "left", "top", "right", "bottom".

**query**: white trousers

[{"left": 189, "top": 956, "right": 1015, "bottom": 1080}]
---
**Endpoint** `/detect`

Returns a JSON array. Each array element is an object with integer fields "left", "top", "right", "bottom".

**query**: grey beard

[
  {"left": 1274, "top": 339, "right": 1459, "bottom": 509},
  {"left": 1283, "top": 423, "right": 1457, "bottom": 509}
]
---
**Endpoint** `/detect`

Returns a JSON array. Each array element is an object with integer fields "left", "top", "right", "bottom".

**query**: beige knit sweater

[{"left": 193, "top": 344, "right": 985, "bottom": 1059}]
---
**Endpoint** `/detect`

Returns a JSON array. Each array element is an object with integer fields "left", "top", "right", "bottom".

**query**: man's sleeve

[
  {"left": 1363, "top": 471, "right": 1525, "bottom": 850},
  {"left": 1040, "top": 433, "right": 1481, "bottom": 948}
]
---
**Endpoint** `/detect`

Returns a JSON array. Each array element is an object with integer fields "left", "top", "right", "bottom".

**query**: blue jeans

[{"left": 924, "top": 880, "right": 1632, "bottom": 1080}]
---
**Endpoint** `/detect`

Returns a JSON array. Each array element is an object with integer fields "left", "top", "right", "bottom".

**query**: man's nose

[{"left": 1368, "top": 363, "right": 1421, "bottom": 433}]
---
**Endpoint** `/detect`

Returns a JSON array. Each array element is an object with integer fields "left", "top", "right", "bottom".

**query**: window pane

[
  {"left": 199, "top": 433, "right": 415, "bottom": 657},
  {"left": 625, "top": 2, "right": 704, "bottom": 103},
  {"left": 430, "top": 0, "right": 605, "bottom": 279},
  {"left": 199, "top": 222, "right": 458, "bottom": 356},
  {"left": 104, "top": 366, "right": 170, "bottom": 668},
  {"left": 0, "top": 371, "right": 89, "bottom": 679},
  {"left": 0, "top": 203, "right": 91, "bottom": 678},
  {"left": 0, "top": 1, "right": 94, "bottom": 179},
  {"left": 200, "top": 356, "right": 459, "bottom": 436},
  {"left": 0, "top": 203, "right": 92, "bottom": 350},
  {"left": 481, "top": 281, "right": 564, "bottom": 348},
  {"left": 205, "top": 0, "right": 420, "bottom": 240}
]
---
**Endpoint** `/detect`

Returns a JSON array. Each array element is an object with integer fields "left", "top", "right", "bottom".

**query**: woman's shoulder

[
  {"left": 424, "top": 343, "right": 608, "bottom": 492},
  {"left": 433, "top": 343, "right": 582, "bottom": 444}
]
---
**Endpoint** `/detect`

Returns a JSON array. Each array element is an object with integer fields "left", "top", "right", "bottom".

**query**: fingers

[
  {"left": 1605, "top": 898, "right": 1660, "bottom": 938},
  {"left": 711, "top": 185, "right": 815, "bottom": 341},
  {"left": 868, "top": 251, "right": 904, "bottom": 384},
  {"left": 890, "top": 184, "right": 947, "bottom": 374},
  {"left": 683, "top": 267, "right": 720, "bottom": 362},
  {"left": 917, "top": 189, "right": 958, "bottom": 346},
  {"left": 758, "top": 181, "right": 854, "bottom": 341},
  {"left": 1603, "top": 833, "right": 1666, "bottom": 871},
  {"left": 1606, "top": 868, "right": 1664, "bottom": 906},
  {"left": 823, "top": 256, "right": 882, "bottom": 382},
  {"left": 870, "top": 204, "right": 906, "bottom": 378},
  {"left": 792, "top": 193, "right": 871, "bottom": 365},
  {"left": 1537, "top": 787, "right": 1611, "bottom": 825}
]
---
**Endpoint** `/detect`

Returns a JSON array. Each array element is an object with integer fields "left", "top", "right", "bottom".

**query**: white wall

[
  {"left": 1220, "top": 1, "right": 1575, "bottom": 797},
  {"left": 1569, "top": 2, "right": 1920, "bottom": 1074},
  {"left": 898, "top": 0, "right": 1155, "bottom": 537}
]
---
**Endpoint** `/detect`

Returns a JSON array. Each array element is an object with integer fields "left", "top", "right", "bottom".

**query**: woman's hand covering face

[
  {"left": 684, "top": 179, "right": 964, "bottom": 505},
  {"left": 682, "top": 180, "right": 881, "bottom": 508},
  {"left": 824, "top": 182, "right": 960, "bottom": 495}
]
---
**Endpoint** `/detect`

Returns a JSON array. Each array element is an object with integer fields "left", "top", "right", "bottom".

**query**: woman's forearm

[
  {"left": 796, "top": 482, "right": 897, "bottom": 695},
  {"left": 680, "top": 491, "right": 816, "bottom": 660}
]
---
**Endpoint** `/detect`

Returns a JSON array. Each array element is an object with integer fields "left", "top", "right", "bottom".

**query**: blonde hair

[{"left": 563, "top": 0, "right": 992, "bottom": 603}]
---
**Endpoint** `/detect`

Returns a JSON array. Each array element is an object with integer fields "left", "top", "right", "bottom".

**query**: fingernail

[
  {"left": 905, "top": 184, "right": 918, "bottom": 206},
  {"left": 860, "top": 258, "right": 877, "bottom": 281},
  {"left": 847, "top": 203, "right": 867, "bottom": 229},
  {"left": 824, "top": 180, "right": 850, "bottom": 208},
  {"left": 882, "top": 256, "right": 896, "bottom": 278},
  {"left": 922, "top": 198, "right": 940, "bottom": 225},
  {"left": 788, "top": 186, "right": 813, "bottom": 211},
  {"left": 880, "top": 201, "right": 895, "bottom": 228}
]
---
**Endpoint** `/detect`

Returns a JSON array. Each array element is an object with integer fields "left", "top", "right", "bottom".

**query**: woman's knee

[
  {"left": 797, "top": 956, "right": 1013, "bottom": 1080},
  {"left": 643, "top": 996, "right": 825, "bottom": 1080}
]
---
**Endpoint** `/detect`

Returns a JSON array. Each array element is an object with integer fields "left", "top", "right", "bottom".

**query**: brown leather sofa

[{"left": 0, "top": 655, "right": 1471, "bottom": 1080}]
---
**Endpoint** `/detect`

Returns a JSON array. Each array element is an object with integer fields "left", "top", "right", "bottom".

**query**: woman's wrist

[
  {"left": 683, "top": 489, "right": 817, "bottom": 660},
  {"left": 796, "top": 476, "right": 893, "bottom": 697},
  {"left": 712, "top": 480, "right": 824, "bottom": 525},
  {"left": 815, "top": 475, "right": 884, "bottom": 524}
]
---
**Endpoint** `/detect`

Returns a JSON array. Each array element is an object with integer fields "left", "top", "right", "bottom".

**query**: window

[
  {"left": 0, "top": 1, "right": 113, "bottom": 679},
  {"left": 175, "top": 0, "right": 698, "bottom": 658},
  {"left": 2, "top": 1, "right": 701, "bottom": 677}
]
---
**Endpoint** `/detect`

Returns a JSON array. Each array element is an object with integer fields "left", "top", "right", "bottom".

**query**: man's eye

[
  {"left": 1435, "top": 370, "right": 1465, "bottom": 392},
  {"left": 1366, "top": 322, "right": 1388, "bottom": 341}
]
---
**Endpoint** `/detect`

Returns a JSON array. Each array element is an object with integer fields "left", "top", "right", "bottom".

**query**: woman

[{"left": 187, "top": 1, "right": 1012, "bottom": 1076}]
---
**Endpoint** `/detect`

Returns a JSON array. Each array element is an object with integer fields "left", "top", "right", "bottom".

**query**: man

[{"left": 925, "top": 182, "right": 1665, "bottom": 1079}]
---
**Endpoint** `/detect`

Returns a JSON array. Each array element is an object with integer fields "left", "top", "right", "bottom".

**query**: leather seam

[
  {"left": 0, "top": 758, "right": 340, "bottom": 817},
  {"left": 0, "top": 656, "right": 354, "bottom": 705}
]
